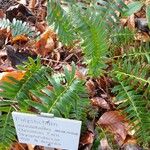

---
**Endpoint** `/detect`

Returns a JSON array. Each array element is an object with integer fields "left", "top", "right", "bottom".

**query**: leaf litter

[{"left": 0, "top": 0, "right": 149, "bottom": 150}]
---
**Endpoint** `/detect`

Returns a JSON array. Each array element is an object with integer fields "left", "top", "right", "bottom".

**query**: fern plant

[
  {"left": 47, "top": 0, "right": 76, "bottom": 45},
  {"left": 0, "top": 58, "right": 50, "bottom": 149},
  {"left": 111, "top": 59, "right": 150, "bottom": 145},
  {"left": 0, "top": 102, "right": 15, "bottom": 149},
  {"left": 26, "top": 62, "right": 89, "bottom": 120},
  {"left": 47, "top": 0, "right": 128, "bottom": 77},
  {"left": 0, "top": 18, "right": 35, "bottom": 37},
  {"left": 0, "top": 59, "right": 89, "bottom": 148}
]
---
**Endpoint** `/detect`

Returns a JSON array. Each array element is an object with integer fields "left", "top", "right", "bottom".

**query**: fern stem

[
  {"left": 115, "top": 71, "right": 150, "bottom": 85},
  {"left": 110, "top": 52, "right": 150, "bottom": 59}
]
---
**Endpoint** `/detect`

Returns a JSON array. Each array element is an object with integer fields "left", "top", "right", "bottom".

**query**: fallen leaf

[
  {"left": 6, "top": 4, "right": 33, "bottom": 22},
  {"left": 99, "top": 138, "right": 111, "bottom": 150},
  {"left": 86, "top": 79, "right": 96, "bottom": 97},
  {"left": 0, "top": 9, "right": 4, "bottom": 18},
  {"left": 28, "top": 144, "right": 34, "bottom": 150},
  {"left": 96, "top": 76, "right": 113, "bottom": 91},
  {"left": 35, "top": 27, "right": 56, "bottom": 56},
  {"left": 36, "top": 22, "right": 47, "bottom": 33},
  {"left": 97, "top": 111, "right": 128, "bottom": 146},
  {"left": 127, "top": 14, "right": 135, "bottom": 30},
  {"left": 5, "top": 45, "right": 37, "bottom": 67},
  {"left": 0, "top": 29, "right": 10, "bottom": 48},
  {"left": 29, "top": 0, "right": 36, "bottom": 11},
  {"left": 123, "top": 144, "right": 143, "bottom": 150},
  {"left": 10, "top": 142, "right": 28, "bottom": 150},
  {"left": 0, "top": 71, "right": 25, "bottom": 83},
  {"left": 135, "top": 32, "right": 150, "bottom": 42},
  {"left": 11, "top": 35, "right": 29, "bottom": 44},
  {"left": 66, "top": 64, "right": 86, "bottom": 80},
  {"left": 80, "top": 131, "right": 94, "bottom": 146},
  {"left": 91, "top": 97, "right": 110, "bottom": 109}
]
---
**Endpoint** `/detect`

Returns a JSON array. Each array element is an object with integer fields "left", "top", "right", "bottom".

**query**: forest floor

[{"left": 0, "top": 0, "right": 150, "bottom": 150}]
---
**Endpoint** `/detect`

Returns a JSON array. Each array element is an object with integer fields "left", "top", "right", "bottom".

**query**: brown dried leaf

[
  {"left": 86, "top": 79, "right": 96, "bottom": 97},
  {"left": 127, "top": 14, "right": 135, "bottom": 30},
  {"left": 66, "top": 64, "right": 86, "bottom": 80},
  {"left": 6, "top": 4, "right": 34, "bottom": 22},
  {"left": 10, "top": 142, "right": 28, "bottom": 150},
  {"left": 29, "top": 0, "right": 36, "bottom": 11},
  {"left": 11, "top": 35, "right": 29, "bottom": 44},
  {"left": 98, "top": 111, "right": 125, "bottom": 124},
  {"left": 35, "top": 27, "right": 56, "bottom": 56},
  {"left": 96, "top": 76, "right": 113, "bottom": 92},
  {"left": 135, "top": 32, "right": 150, "bottom": 42},
  {"left": 91, "top": 97, "right": 110, "bottom": 110},
  {"left": 97, "top": 111, "right": 128, "bottom": 145},
  {"left": 80, "top": 131, "right": 94, "bottom": 146},
  {"left": 0, "top": 9, "right": 4, "bottom": 18},
  {"left": 99, "top": 138, "right": 111, "bottom": 150},
  {"left": 35, "top": 22, "right": 47, "bottom": 33},
  {"left": 0, "top": 29, "right": 10, "bottom": 48},
  {"left": 0, "top": 71, "right": 25, "bottom": 83},
  {"left": 123, "top": 144, "right": 143, "bottom": 150}
]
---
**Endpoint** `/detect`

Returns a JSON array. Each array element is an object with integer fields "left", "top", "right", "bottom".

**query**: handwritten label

[{"left": 12, "top": 112, "right": 82, "bottom": 150}]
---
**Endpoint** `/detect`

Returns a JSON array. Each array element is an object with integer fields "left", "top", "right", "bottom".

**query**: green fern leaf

[
  {"left": 71, "top": 0, "right": 127, "bottom": 77},
  {"left": 0, "top": 58, "right": 51, "bottom": 148},
  {"left": 26, "top": 63, "right": 89, "bottom": 120},
  {"left": 112, "top": 61, "right": 150, "bottom": 144},
  {"left": 0, "top": 104, "right": 15, "bottom": 149},
  {"left": 0, "top": 18, "right": 35, "bottom": 37},
  {"left": 0, "top": 18, "right": 10, "bottom": 29},
  {"left": 47, "top": 0, "right": 75, "bottom": 45},
  {"left": 0, "top": 58, "right": 51, "bottom": 109}
]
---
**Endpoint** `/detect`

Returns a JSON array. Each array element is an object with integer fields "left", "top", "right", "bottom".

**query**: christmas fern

[
  {"left": 0, "top": 58, "right": 50, "bottom": 148},
  {"left": 47, "top": 0, "right": 128, "bottom": 77},
  {"left": 0, "top": 104, "right": 15, "bottom": 149},
  {"left": 47, "top": 0, "right": 75, "bottom": 45},
  {"left": 26, "top": 63, "right": 89, "bottom": 120},
  {"left": 0, "top": 59, "right": 89, "bottom": 148},
  {"left": 72, "top": 0, "right": 127, "bottom": 76},
  {"left": 0, "top": 58, "right": 50, "bottom": 108},
  {"left": 112, "top": 60, "right": 150, "bottom": 144}
]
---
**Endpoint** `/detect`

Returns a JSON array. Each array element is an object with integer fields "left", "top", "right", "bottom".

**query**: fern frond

[
  {"left": 0, "top": 18, "right": 35, "bottom": 37},
  {"left": 11, "top": 19, "right": 35, "bottom": 37},
  {"left": 71, "top": 7, "right": 109, "bottom": 77},
  {"left": 94, "top": 0, "right": 128, "bottom": 25},
  {"left": 71, "top": 0, "right": 127, "bottom": 77},
  {"left": 0, "top": 58, "right": 51, "bottom": 109},
  {"left": 111, "top": 27, "right": 134, "bottom": 47},
  {"left": 0, "top": 102, "right": 15, "bottom": 149},
  {"left": 26, "top": 63, "right": 89, "bottom": 120},
  {"left": 123, "top": 43, "right": 150, "bottom": 64},
  {"left": 110, "top": 42, "right": 150, "bottom": 64},
  {"left": 0, "top": 18, "right": 10, "bottom": 29},
  {"left": 47, "top": 0, "right": 75, "bottom": 45},
  {"left": 0, "top": 58, "right": 51, "bottom": 148},
  {"left": 47, "top": 0, "right": 127, "bottom": 77},
  {"left": 112, "top": 61, "right": 150, "bottom": 144},
  {"left": 114, "top": 60, "right": 150, "bottom": 94}
]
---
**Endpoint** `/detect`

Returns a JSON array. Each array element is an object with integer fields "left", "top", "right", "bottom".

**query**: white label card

[{"left": 12, "top": 112, "right": 82, "bottom": 150}]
